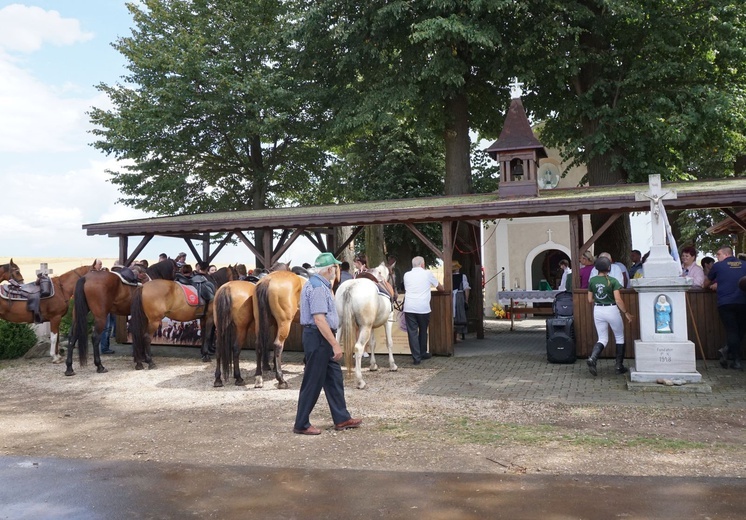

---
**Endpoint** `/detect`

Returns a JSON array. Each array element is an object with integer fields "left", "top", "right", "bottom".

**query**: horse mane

[
  {"left": 270, "top": 262, "right": 290, "bottom": 272},
  {"left": 146, "top": 258, "right": 176, "bottom": 280}
]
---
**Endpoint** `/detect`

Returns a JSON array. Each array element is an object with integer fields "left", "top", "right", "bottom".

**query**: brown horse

[
  {"left": 66, "top": 259, "right": 177, "bottom": 376},
  {"left": 252, "top": 270, "right": 304, "bottom": 389},
  {"left": 212, "top": 280, "right": 257, "bottom": 387},
  {"left": 0, "top": 265, "right": 90, "bottom": 363},
  {"left": 0, "top": 260, "right": 24, "bottom": 284},
  {"left": 129, "top": 267, "right": 236, "bottom": 371}
]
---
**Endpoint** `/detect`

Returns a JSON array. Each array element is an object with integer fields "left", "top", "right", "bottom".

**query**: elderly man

[
  {"left": 590, "top": 252, "right": 625, "bottom": 287},
  {"left": 403, "top": 256, "right": 444, "bottom": 364},
  {"left": 293, "top": 252, "right": 362, "bottom": 435}
]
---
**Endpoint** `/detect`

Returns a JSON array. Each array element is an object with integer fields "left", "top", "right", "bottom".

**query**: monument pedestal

[{"left": 630, "top": 339, "right": 702, "bottom": 383}]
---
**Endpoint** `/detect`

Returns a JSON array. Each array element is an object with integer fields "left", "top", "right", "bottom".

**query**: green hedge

[{"left": 0, "top": 321, "right": 38, "bottom": 359}]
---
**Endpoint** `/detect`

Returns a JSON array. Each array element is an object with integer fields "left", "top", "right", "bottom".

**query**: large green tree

[
  {"left": 520, "top": 0, "right": 746, "bottom": 261},
  {"left": 89, "top": 0, "right": 335, "bottom": 261}
]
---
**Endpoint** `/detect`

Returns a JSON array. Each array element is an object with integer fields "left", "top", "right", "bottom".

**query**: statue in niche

[{"left": 655, "top": 295, "right": 672, "bottom": 333}]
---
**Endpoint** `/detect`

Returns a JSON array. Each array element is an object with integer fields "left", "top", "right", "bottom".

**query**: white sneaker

[{"left": 362, "top": 352, "right": 370, "bottom": 358}]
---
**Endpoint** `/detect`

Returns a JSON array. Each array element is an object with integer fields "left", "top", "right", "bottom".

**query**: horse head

[{"left": 3, "top": 259, "right": 24, "bottom": 283}]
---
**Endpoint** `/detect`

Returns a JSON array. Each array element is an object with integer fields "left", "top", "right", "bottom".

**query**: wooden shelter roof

[{"left": 83, "top": 177, "right": 746, "bottom": 238}]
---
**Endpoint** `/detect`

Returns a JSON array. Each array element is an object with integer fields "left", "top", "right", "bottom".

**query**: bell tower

[{"left": 485, "top": 83, "right": 547, "bottom": 198}]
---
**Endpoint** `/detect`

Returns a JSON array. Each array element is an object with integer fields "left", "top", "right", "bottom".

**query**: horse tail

[
  {"left": 255, "top": 281, "right": 272, "bottom": 363},
  {"left": 214, "top": 287, "right": 236, "bottom": 381},
  {"left": 129, "top": 287, "right": 147, "bottom": 362},
  {"left": 339, "top": 286, "right": 357, "bottom": 374},
  {"left": 69, "top": 276, "right": 90, "bottom": 367}
]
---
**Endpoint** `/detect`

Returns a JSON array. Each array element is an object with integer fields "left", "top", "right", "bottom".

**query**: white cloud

[{"left": 0, "top": 4, "right": 93, "bottom": 53}]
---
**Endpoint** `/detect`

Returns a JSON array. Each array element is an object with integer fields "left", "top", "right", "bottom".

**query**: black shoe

[
  {"left": 461, "top": 334, "right": 465, "bottom": 340},
  {"left": 587, "top": 357, "right": 597, "bottom": 377},
  {"left": 421, "top": 353, "right": 432, "bottom": 360},
  {"left": 719, "top": 348, "right": 728, "bottom": 369},
  {"left": 413, "top": 360, "right": 421, "bottom": 365},
  {"left": 615, "top": 365, "right": 628, "bottom": 375},
  {"left": 101, "top": 350, "right": 115, "bottom": 355}
]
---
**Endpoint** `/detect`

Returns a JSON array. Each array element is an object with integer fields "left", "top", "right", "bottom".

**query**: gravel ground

[{"left": 1, "top": 350, "right": 745, "bottom": 478}]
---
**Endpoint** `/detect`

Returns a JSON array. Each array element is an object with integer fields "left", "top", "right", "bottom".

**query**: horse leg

[
  {"left": 354, "top": 328, "right": 372, "bottom": 389},
  {"left": 49, "top": 329, "right": 63, "bottom": 364},
  {"left": 368, "top": 332, "right": 379, "bottom": 372},
  {"left": 91, "top": 319, "right": 109, "bottom": 374},
  {"left": 273, "top": 321, "right": 292, "bottom": 389},
  {"left": 233, "top": 330, "right": 246, "bottom": 386},
  {"left": 384, "top": 319, "right": 398, "bottom": 372},
  {"left": 254, "top": 340, "right": 264, "bottom": 388},
  {"left": 64, "top": 338, "right": 76, "bottom": 376}
]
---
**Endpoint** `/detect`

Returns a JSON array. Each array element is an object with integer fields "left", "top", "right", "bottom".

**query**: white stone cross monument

[
  {"left": 629, "top": 175, "right": 702, "bottom": 385},
  {"left": 36, "top": 263, "right": 53, "bottom": 278}
]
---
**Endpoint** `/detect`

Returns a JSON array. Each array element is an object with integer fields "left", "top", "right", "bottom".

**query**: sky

[{"left": 0, "top": 1, "right": 653, "bottom": 267}]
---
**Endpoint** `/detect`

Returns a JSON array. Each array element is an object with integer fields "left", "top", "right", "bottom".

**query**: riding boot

[
  {"left": 615, "top": 346, "right": 628, "bottom": 375},
  {"left": 587, "top": 343, "right": 604, "bottom": 377}
]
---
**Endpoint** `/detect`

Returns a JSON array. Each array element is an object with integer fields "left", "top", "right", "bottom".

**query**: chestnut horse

[
  {"left": 336, "top": 264, "right": 398, "bottom": 389},
  {"left": 128, "top": 266, "right": 236, "bottom": 370},
  {"left": 0, "top": 265, "right": 91, "bottom": 364},
  {"left": 66, "top": 259, "right": 177, "bottom": 376},
  {"left": 252, "top": 270, "right": 304, "bottom": 389},
  {"left": 0, "top": 260, "right": 24, "bottom": 284},
  {"left": 212, "top": 280, "right": 257, "bottom": 387}
]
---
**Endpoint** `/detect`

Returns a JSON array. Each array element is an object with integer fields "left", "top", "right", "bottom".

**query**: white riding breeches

[{"left": 593, "top": 305, "right": 624, "bottom": 347}]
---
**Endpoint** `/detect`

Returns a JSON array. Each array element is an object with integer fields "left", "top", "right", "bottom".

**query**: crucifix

[
  {"left": 509, "top": 78, "right": 524, "bottom": 99},
  {"left": 36, "top": 263, "right": 53, "bottom": 278},
  {"left": 546, "top": 228, "right": 553, "bottom": 243},
  {"left": 635, "top": 174, "right": 677, "bottom": 247}
]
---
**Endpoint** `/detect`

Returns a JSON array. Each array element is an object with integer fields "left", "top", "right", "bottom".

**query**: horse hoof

[
  {"left": 370, "top": 364, "right": 379, "bottom": 372},
  {"left": 276, "top": 381, "right": 289, "bottom": 389},
  {"left": 214, "top": 380, "right": 224, "bottom": 388},
  {"left": 97, "top": 366, "right": 108, "bottom": 374},
  {"left": 357, "top": 381, "right": 367, "bottom": 390},
  {"left": 135, "top": 363, "right": 144, "bottom": 370},
  {"left": 235, "top": 379, "right": 247, "bottom": 386},
  {"left": 64, "top": 369, "right": 75, "bottom": 377},
  {"left": 390, "top": 365, "right": 399, "bottom": 372},
  {"left": 201, "top": 356, "right": 212, "bottom": 363},
  {"left": 52, "top": 356, "right": 63, "bottom": 365},
  {"left": 148, "top": 363, "right": 157, "bottom": 370}
]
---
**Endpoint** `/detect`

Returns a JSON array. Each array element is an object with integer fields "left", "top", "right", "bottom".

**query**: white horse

[{"left": 335, "top": 263, "right": 398, "bottom": 389}]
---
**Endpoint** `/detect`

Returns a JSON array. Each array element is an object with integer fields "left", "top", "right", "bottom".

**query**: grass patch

[{"left": 444, "top": 418, "right": 715, "bottom": 451}]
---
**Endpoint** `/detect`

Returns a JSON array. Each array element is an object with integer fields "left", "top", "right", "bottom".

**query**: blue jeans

[{"left": 100, "top": 314, "right": 116, "bottom": 352}]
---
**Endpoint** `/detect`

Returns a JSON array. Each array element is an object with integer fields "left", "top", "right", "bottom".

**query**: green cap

[{"left": 314, "top": 252, "right": 342, "bottom": 268}]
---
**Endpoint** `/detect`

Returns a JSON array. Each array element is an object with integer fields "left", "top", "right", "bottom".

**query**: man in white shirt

[
  {"left": 403, "top": 256, "right": 444, "bottom": 365},
  {"left": 590, "top": 252, "right": 625, "bottom": 287}
]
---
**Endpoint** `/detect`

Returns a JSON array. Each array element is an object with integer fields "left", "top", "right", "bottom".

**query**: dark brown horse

[
  {"left": 252, "top": 270, "right": 304, "bottom": 389},
  {"left": 0, "top": 259, "right": 24, "bottom": 284},
  {"left": 212, "top": 280, "right": 256, "bottom": 387},
  {"left": 66, "top": 259, "right": 177, "bottom": 376},
  {"left": 129, "top": 267, "right": 236, "bottom": 370},
  {"left": 0, "top": 265, "right": 90, "bottom": 363}
]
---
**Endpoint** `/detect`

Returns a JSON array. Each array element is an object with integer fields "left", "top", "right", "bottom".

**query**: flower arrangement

[{"left": 492, "top": 302, "right": 506, "bottom": 319}]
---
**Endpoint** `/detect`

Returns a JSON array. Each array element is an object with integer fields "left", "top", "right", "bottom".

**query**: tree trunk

[
  {"left": 365, "top": 225, "right": 386, "bottom": 269},
  {"left": 444, "top": 92, "right": 472, "bottom": 195}
]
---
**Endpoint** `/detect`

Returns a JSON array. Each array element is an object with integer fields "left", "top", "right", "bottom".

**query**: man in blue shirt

[
  {"left": 704, "top": 246, "right": 746, "bottom": 370},
  {"left": 293, "top": 252, "right": 362, "bottom": 435}
]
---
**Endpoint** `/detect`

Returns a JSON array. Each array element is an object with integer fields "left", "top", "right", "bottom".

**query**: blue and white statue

[{"left": 655, "top": 295, "right": 672, "bottom": 333}]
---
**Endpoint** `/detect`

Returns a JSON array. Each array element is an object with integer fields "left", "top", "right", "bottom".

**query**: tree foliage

[{"left": 89, "top": 0, "right": 333, "bottom": 216}]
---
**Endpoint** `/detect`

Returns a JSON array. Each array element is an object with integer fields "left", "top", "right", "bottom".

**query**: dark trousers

[
  {"left": 294, "top": 328, "right": 350, "bottom": 430},
  {"left": 718, "top": 304, "right": 746, "bottom": 362},
  {"left": 405, "top": 312, "right": 430, "bottom": 362},
  {"left": 100, "top": 313, "right": 116, "bottom": 351}
]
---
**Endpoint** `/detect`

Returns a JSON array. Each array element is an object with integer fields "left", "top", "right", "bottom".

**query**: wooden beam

[
  {"left": 721, "top": 208, "right": 746, "bottom": 233},
  {"left": 207, "top": 232, "right": 235, "bottom": 263},
  {"left": 123, "top": 234, "right": 153, "bottom": 267},
  {"left": 184, "top": 239, "right": 203, "bottom": 265},
  {"left": 569, "top": 215, "right": 581, "bottom": 289},
  {"left": 303, "top": 231, "right": 324, "bottom": 251},
  {"left": 119, "top": 235, "right": 129, "bottom": 266},
  {"left": 404, "top": 223, "right": 443, "bottom": 260},
  {"left": 262, "top": 230, "right": 273, "bottom": 268},
  {"left": 235, "top": 230, "right": 262, "bottom": 259},
  {"left": 271, "top": 227, "right": 306, "bottom": 265},
  {"left": 579, "top": 213, "right": 623, "bottom": 254},
  {"left": 333, "top": 226, "right": 364, "bottom": 258}
]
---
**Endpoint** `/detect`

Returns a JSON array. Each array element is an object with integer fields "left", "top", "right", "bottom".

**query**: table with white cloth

[{"left": 497, "top": 290, "right": 563, "bottom": 330}]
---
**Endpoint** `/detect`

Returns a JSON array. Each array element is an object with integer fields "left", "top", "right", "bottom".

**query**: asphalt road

[{"left": 1, "top": 456, "right": 744, "bottom": 520}]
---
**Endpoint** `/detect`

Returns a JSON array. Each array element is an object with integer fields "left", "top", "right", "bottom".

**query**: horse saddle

[
  {"left": 356, "top": 272, "right": 395, "bottom": 302},
  {"left": 0, "top": 276, "right": 55, "bottom": 323},
  {"left": 176, "top": 283, "right": 203, "bottom": 308},
  {"left": 111, "top": 267, "right": 142, "bottom": 286}
]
